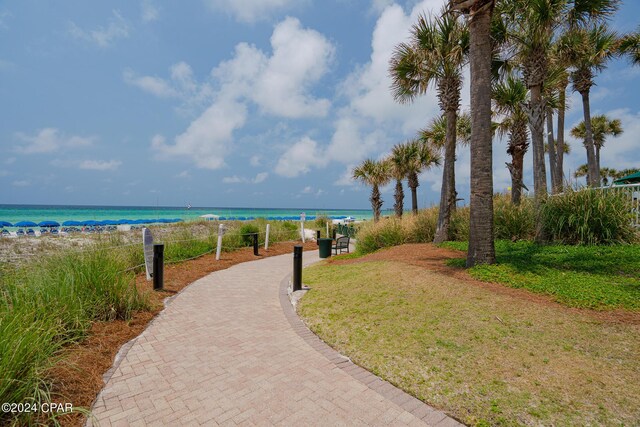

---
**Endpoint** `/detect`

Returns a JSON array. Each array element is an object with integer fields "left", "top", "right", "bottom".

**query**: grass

[
  {"left": 299, "top": 261, "right": 640, "bottom": 426},
  {"left": 441, "top": 240, "right": 640, "bottom": 310}
]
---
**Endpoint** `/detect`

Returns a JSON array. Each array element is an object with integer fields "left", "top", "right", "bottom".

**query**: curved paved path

[{"left": 89, "top": 252, "right": 461, "bottom": 426}]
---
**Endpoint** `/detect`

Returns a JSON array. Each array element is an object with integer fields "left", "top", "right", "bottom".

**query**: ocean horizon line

[{"left": 0, "top": 203, "right": 384, "bottom": 212}]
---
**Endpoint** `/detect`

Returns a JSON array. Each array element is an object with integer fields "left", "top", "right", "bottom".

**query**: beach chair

[
  {"left": 51, "top": 229, "right": 59, "bottom": 235},
  {"left": 16, "top": 229, "right": 25, "bottom": 236},
  {"left": 1, "top": 229, "right": 9, "bottom": 237},
  {"left": 26, "top": 228, "right": 35, "bottom": 236},
  {"left": 332, "top": 236, "right": 350, "bottom": 255}
]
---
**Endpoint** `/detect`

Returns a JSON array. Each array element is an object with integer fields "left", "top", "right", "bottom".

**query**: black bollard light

[
  {"left": 316, "top": 230, "right": 320, "bottom": 245},
  {"left": 293, "top": 245, "right": 303, "bottom": 292},
  {"left": 252, "top": 233, "right": 259, "bottom": 256},
  {"left": 153, "top": 244, "right": 164, "bottom": 291}
]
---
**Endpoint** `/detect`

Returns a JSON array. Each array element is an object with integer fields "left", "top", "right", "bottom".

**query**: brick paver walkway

[{"left": 89, "top": 252, "right": 461, "bottom": 426}]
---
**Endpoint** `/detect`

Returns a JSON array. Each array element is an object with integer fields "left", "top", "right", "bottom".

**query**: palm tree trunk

[
  {"left": 595, "top": 145, "right": 601, "bottom": 178},
  {"left": 527, "top": 84, "right": 548, "bottom": 242},
  {"left": 393, "top": 179, "right": 404, "bottom": 217},
  {"left": 371, "top": 184, "right": 382, "bottom": 222},
  {"left": 434, "top": 109, "right": 458, "bottom": 243},
  {"left": 408, "top": 172, "right": 419, "bottom": 214},
  {"left": 556, "top": 85, "right": 566, "bottom": 191},
  {"left": 580, "top": 90, "right": 600, "bottom": 187},
  {"left": 509, "top": 147, "right": 525, "bottom": 205},
  {"left": 546, "top": 108, "right": 559, "bottom": 194},
  {"left": 466, "top": 8, "right": 495, "bottom": 267}
]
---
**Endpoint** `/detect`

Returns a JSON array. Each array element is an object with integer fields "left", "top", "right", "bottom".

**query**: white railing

[{"left": 602, "top": 183, "right": 640, "bottom": 228}]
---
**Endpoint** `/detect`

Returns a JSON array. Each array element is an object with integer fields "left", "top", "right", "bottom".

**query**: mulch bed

[{"left": 50, "top": 241, "right": 319, "bottom": 427}]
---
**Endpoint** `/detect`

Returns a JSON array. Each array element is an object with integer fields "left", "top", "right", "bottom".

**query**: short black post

[
  {"left": 293, "top": 245, "right": 303, "bottom": 292},
  {"left": 316, "top": 230, "right": 321, "bottom": 245},
  {"left": 252, "top": 233, "right": 259, "bottom": 256},
  {"left": 332, "top": 229, "right": 337, "bottom": 239},
  {"left": 153, "top": 244, "right": 164, "bottom": 291}
]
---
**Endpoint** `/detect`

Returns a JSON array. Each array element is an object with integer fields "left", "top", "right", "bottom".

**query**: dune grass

[
  {"left": 0, "top": 218, "right": 301, "bottom": 425},
  {"left": 299, "top": 261, "right": 640, "bottom": 426},
  {"left": 442, "top": 240, "right": 640, "bottom": 310}
]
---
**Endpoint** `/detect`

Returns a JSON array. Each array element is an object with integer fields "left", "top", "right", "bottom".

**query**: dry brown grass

[{"left": 299, "top": 248, "right": 640, "bottom": 426}]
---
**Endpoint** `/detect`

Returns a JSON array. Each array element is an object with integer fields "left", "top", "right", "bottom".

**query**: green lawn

[
  {"left": 299, "top": 260, "right": 640, "bottom": 426},
  {"left": 441, "top": 240, "right": 640, "bottom": 310}
]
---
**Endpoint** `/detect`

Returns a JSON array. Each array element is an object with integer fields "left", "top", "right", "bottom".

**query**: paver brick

[{"left": 89, "top": 252, "right": 454, "bottom": 426}]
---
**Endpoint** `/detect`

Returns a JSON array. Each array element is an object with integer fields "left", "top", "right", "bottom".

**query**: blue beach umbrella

[
  {"left": 82, "top": 220, "right": 98, "bottom": 226},
  {"left": 0, "top": 221, "right": 13, "bottom": 227},
  {"left": 38, "top": 220, "right": 60, "bottom": 227},
  {"left": 15, "top": 221, "right": 38, "bottom": 227},
  {"left": 62, "top": 220, "right": 81, "bottom": 226}
]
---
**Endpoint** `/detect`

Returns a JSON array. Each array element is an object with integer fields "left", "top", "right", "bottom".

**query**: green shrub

[
  {"left": 541, "top": 187, "right": 637, "bottom": 245},
  {"left": 238, "top": 224, "right": 260, "bottom": 246},
  {"left": 493, "top": 194, "right": 535, "bottom": 241},
  {"left": 404, "top": 209, "right": 438, "bottom": 243},
  {"left": 356, "top": 218, "right": 406, "bottom": 254},
  {"left": 450, "top": 207, "right": 470, "bottom": 241}
]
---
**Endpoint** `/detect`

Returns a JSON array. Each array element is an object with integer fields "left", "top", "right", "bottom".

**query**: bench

[{"left": 332, "top": 236, "right": 350, "bottom": 255}]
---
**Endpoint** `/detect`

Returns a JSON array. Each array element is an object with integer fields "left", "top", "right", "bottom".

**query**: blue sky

[{"left": 1, "top": 0, "right": 639, "bottom": 209}]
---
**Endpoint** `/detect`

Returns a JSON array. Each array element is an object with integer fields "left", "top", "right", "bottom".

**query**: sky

[{"left": 1, "top": 0, "right": 639, "bottom": 210}]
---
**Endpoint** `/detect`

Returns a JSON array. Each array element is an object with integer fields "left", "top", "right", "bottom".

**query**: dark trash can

[{"left": 318, "top": 238, "right": 333, "bottom": 258}]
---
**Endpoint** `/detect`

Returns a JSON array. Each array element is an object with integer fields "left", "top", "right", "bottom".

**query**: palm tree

[
  {"left": 493, "top": 74, "right": 529, "bottom": 205},
  {"left": 403, "top": 140, "right": 441, "bottom": 214},
  {"left": 559, "top": 24, "right": 620, "bottom": 187},
  {"left": 389, "top": 8, "right": 468, "bottom": 241},
  {"left": 570, "top": 114, "right": 623, "bottom": 175},
  {"left": 388, "top": 145, "right": 410, "bottom": 218},
  {"left": 352, "top": 159, "right": 391, "bottom": 222},
  {"left": 419, "top": 112, "right": 471, "bottom": 229},
  {"left": 619, "top": 26, "right": 640, "bottom": 66},
  {"left": 449, "top": 0, "right": 496, "bottom": 266},
  {"left": 574, "top": 164, "right": 619, "bottom": 186}
]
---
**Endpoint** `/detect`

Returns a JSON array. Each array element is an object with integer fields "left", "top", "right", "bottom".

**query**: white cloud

[
  {"left": 301, "top": 185, "right": 312, "bottom": 193},
  {"left": 140, "top": 17, "right": 333, "bottom": 170},
  {"left": 12, "top": 180, "right": 30, "bottom": 187},
  {"left": 203, "top": 0, "right": 302, "bottom": 23},
  {"left": 141, "top": 0, "right": 160, "bottom": 22},
  {"left": 151, "top": 99, "right": 247, "bottom": 169},
  {"left": 0, "top": 10, "right": 12, "bottom": 30},
  {"left": 69, "top": 10, "right": 130, "bottom": 48},
  {"left": 123, "top": 69, "right": 178, "bottom": 98},
  {"left": 212, "top": 17, "right": 334, "bottom": 118},
  {"left": 79, "top": 160, "right": 122, "bottom": 171},
  {"left": 222, "top": 172, "right": 269, "bottom": 184},
  {"left": 176, "top": 170, "right": 190, "bottom": 178},
  {"left": 249, "top": 155, "right": 261, "bottom": 166},
  {"left": 223, "top": 175, "right": 246, "bottom": 183},
  {"left": 14, "top": 128, "right": 95, "bottom": 154},
  {"left": 253, "top": 172, "right": 268, "bottom": 183},
  {"left": 275, "top": 136, "right": 329, "bottom": 177}
]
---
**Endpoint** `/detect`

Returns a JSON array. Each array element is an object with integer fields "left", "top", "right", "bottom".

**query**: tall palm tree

[
  {"left": 493, "top": 74, "right": 529, "bottom": 205},
  {"left": 390, "top": 8, "right": 468, "bottom": 241},
  {"left": 559, "top": 24, "right": 620, "bottom": 187},
  {"left": 619, "top": 26, "right": 640, "bottom": 66},
  {"left": 574, "top": 164, "right": 618, "bottom": 186},
  {"left": 449, "top": 0, "right": 496, "bottom": 266},
  {"left": 388, "top": 144, "right": 410, "bottom": 218},
  {"left": 353, "top": 159, "right": 391, "bottom": 222},
  {"left": 570, "top": 114, "right": 623, "bottom": 174}
]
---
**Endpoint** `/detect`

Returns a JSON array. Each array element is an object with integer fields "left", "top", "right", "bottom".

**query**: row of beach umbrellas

[{"left": 0, "top": 219, "right": 183, "bottom": 228}]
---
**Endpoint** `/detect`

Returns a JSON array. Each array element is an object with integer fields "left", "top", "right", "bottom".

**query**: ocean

[{"left": 0, "top": 204, "right": 387, "bottom": 225}]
